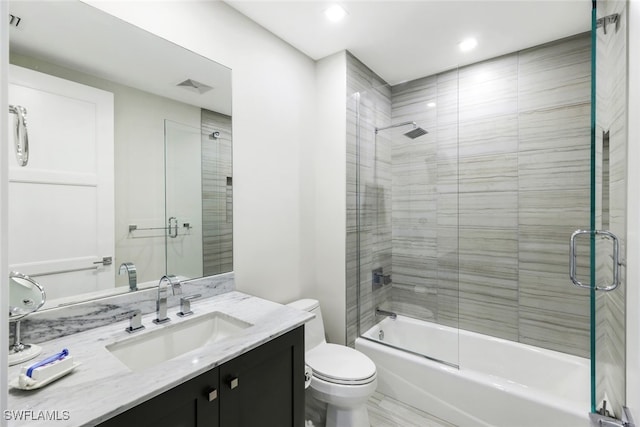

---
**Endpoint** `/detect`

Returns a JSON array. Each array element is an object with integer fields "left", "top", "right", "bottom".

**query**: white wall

[
  {"left": 315, "top": 52, "right": 347, "bottom": 343},
  {"left": 627, "top": 0, "right": 640, "bottom": 415},
  {"left": 86, "top": 1, "right": 318, "bottom": 304}
]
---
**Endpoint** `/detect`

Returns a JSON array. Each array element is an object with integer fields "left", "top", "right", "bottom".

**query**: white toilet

[{"left": 288, "top": 299, "right": 377, "bottom": 427}]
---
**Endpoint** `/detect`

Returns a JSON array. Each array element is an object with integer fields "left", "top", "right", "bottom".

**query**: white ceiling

[{"left": 226, "top": 0, "right": 591, "bottom": 85}]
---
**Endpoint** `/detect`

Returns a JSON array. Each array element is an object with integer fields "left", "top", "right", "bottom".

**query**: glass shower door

[
  {"left": 588, "top": 0, "right": 627, "bottom": 420},
  {"left": 164, "top": 120, "right": 204, "bottom": 279}
]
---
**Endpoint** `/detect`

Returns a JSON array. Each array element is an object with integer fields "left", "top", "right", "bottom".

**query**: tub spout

[{"left": 375, "top": 307, "right": 397, "bottom": 320}]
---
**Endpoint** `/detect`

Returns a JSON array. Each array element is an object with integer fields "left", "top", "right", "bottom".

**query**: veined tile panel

[
  {"left": 458, "top": 153, "right": 518, "bottom": 193},
  {"left": 458, "top": 225, "right": 518, "bottom": 340},
  {"left": 517, "top": 31, "right": 591, "bottom": 357},
  {"left": 519, "top": 306, "right": 590, "bottom": 357},
  {"left": 435, "top": 124, "right": 459, "bottom": 195},
  {"left": 459, "top": 191, "right": 518, "bottom": 228},
  {"left": 435, "top": 69, "right": 459, "bottom": 126},
  {"left": 436, "top": 225, "right": 459, "bottom": 327},
  {"left": 458, "top": 55, "right": 518, "bottom": 122},
  {"left": 458, "top": 114, "right": 518, "bottom": 158},
  {"left": 518, "top": 33, "right": 591, "bottom": 112}
]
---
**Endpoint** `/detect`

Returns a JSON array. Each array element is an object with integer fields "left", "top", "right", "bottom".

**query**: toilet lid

[{"left": 306, "top": 343, "right": 376, "bottom": 385}]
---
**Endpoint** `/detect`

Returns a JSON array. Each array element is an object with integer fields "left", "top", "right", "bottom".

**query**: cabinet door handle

[
  {"left": 228, "top": 377, "right": 239, "bottom": 389},
  {"left": 208, "top": 388, "right": 218, "bottom": 402}
]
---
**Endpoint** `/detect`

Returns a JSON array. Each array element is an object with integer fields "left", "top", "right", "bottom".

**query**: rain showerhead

[
  {"left": 375, "top": 121, "right": 428, "bottom": 139},
  {"left": 404, "top": 126, "right": 428, "bottom": 139}
]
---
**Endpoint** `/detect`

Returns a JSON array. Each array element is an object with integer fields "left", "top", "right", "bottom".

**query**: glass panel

[
  {"left": 164, "top": 113, "right": 233, "bottom": 280},
  {"left": 353, "top": 69, "right": 460, "bottom": 367},
  {"left": 593, "top": 0, "right": 627, "bottom": 418},
  {"left": 164, "top": 120, "right": 204, "bottom": 279}
]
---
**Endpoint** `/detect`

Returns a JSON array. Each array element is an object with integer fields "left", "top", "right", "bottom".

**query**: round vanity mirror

[
  {"left": 9, "top": 271, "right": 46, "bottom": 321},
  {"left": 8, "top": 272, "right": 46, "bottom": 366}
]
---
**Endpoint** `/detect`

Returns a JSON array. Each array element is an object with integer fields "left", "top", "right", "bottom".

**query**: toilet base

[
  {"left": 310, "top": 375, "right": 377, "bottom": 427},
  {"left": 326, "top": 403, "right": 370, "bottom": 427}
]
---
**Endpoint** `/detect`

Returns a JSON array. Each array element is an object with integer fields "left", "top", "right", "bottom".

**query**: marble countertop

[{"left": 7, "top": 291, "right": 313, "bottom": 427}]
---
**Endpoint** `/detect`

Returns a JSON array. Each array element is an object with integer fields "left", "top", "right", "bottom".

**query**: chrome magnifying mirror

[{"left": 8, "top": 271, "right": 46, "bottom": 366}]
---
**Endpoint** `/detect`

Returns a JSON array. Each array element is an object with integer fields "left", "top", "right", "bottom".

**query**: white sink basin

[{"left": 106, "top": 312, "right": 252, "bottom": 371}]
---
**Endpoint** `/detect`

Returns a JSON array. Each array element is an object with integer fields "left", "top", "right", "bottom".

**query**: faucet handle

[
  {"left": 125, "top": 309, "right": 145, "bottom": 333},
  {"left": 177, "top": 294, "right": 202, "bottom": 317}
]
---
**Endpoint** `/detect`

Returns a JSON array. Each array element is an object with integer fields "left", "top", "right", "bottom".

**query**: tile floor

[
  {"left": 368, "top": 392, "right": 456, "bottom": 427},
  {"left": 305, "top": 390, "right": 455, "bottom": 427}
]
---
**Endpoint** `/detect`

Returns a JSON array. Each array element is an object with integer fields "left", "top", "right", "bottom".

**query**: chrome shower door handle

[
  {"left": 9, "top": 105, "right": 29, "bottom": 167},
  {"left": 569, "top": 229, "right": 590, "bottom": 290},
  {"left": 569, "top": 229, "right": 620, "bottom": 292},
  {"left": 595, "top": 230, "right": 620, "bottom": 292}
]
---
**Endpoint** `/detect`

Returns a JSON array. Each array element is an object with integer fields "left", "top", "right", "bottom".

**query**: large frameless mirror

[{"left": 7, "top": 0, "right": 233, "bottom": 309}]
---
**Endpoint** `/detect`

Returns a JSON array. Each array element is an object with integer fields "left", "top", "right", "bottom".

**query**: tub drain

[{"left": 379, "top": 330, "right": 384, "bottom": 340}]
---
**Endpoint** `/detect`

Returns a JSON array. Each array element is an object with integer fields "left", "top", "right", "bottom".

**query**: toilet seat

[{"left": 306, "top": 343, "right": 377, "bottom": 386}]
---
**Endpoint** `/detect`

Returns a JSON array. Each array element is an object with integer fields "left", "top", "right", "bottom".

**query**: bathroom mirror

[
  {"left": 8, "top": 272, "right": 46, "bottom": 320},
  {"left": 7, "top": 0, "right": 233, "bottom": 308}
]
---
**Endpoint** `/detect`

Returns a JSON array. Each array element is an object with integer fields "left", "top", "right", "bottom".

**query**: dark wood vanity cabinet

[
  {"left": 98, "top": 326, "right": 304, "bottom": 427},
  {"left": 98, "top": 367, "right": 220, "bottom": 427},
  {"left": 219, "top": 326, "right": 305, "bottom": 426}
]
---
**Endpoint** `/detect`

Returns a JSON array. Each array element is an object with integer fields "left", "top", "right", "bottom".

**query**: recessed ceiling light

[
  {"left": 458, "top": 37, "right": 478, "bottom": 52},
  {"left": 427, "top": 102, "right": 436, "bottom": 108},
  {"left": 325, "top": 4, "right": 347, "bottom": 22}
]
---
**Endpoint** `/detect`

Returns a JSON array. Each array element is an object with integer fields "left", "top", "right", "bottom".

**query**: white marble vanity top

[{"left": 6, "top": 291, "right": 313, "bottom": 427}]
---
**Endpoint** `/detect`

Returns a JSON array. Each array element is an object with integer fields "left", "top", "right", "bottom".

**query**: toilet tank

[{"left": 287, "top": 299, "right": 326, "bottom": 352}]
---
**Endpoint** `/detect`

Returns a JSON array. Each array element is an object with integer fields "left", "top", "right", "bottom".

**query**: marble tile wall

[
  {"left": 201, "top": 110, "right": 233, "bottom": 275},
  {"left": 346, "top": 33, "right": 595, "bottom": 357},
  {"left": 594, "top": 0, "right": 627, "bottom": 416},
  {"left": 516, "top": 34, "right": 592, "bottom": 356}
]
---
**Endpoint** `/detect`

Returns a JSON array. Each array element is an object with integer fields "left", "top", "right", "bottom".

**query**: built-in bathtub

[{"left": 355, "top": 315, "right": 590, "bottom": 427}]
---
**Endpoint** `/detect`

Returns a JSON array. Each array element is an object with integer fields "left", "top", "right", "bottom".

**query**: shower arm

[{"left": 375, "top": 121, "right": 416, "bottom": 134}]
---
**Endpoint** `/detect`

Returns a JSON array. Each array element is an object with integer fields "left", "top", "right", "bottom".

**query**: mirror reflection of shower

[{"left": 375, "top": 121, "right": 428, "bottom": 139}]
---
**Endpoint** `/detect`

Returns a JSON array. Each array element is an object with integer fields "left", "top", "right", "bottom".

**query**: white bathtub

[{"left": 355, "top": 315, "right": 590, "bottom": 427}]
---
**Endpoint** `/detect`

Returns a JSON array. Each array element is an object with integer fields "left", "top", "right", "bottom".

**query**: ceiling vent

[{"left": 176, "top": 79, "right": 213, "bottom": 95}]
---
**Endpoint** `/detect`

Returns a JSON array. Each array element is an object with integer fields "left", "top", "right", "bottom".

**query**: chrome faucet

[
  {"left": 153, "top": 275, "right": 182, "bottom": 324},
  {"left": 118, "top": 262, "right": 137, "bottom": 291},
  {"left": 177, "top": 294, "right": 202, "bottom": 317},
  {"left": 375, "top": 307, "right": 397, "bottom": 320},
  {"left": 125, "top": 309, "right": 145, "bottom": 333}
]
